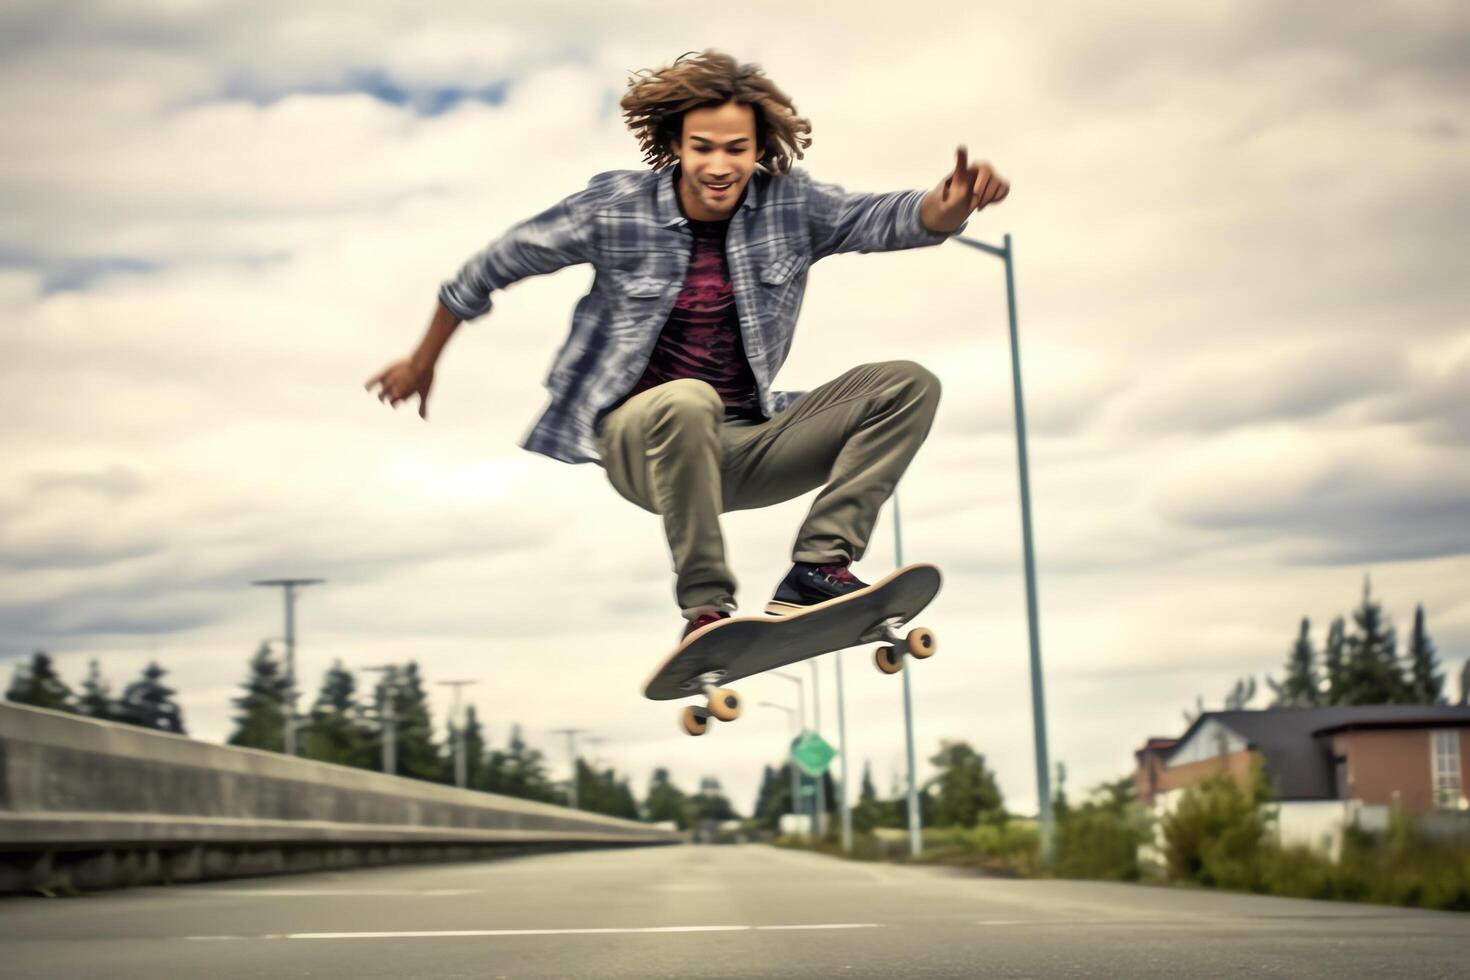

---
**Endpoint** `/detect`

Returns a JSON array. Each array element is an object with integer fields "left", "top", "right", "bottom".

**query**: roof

[{"left": 1166, "top": 705, "right": 1470, "bottom": 800}]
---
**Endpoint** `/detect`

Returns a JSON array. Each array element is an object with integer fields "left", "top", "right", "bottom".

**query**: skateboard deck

[{"left": 644, "top": 563, "right": 942, "bottom": 735}]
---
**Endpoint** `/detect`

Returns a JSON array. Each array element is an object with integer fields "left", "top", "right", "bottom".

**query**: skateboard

[{"left": 643, "top": 563, "right": 942, "bottom": 736}]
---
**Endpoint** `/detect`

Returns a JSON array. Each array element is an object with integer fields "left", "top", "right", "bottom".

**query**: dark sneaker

[
  {"left": 766, "top": 562, "right": 872, "bottom": 615},
  {"left": 680, "top": 609, "right": 730, "bottom": 643}
]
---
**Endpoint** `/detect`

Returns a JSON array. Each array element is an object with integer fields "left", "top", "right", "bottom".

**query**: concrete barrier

[{"left": 0, "top": 702, "right": 679, "bottom": 892}]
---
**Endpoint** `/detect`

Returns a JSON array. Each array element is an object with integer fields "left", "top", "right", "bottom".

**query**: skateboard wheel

[
  {"left": 681, "top": 706, "right": 710, "bottom": 736},
  {"left": 874, "top": 645, "right": 904, "bottom": 675},
  {"left": 707, "top": 688, "right": 742, "bottom": 722},
  {"left": 906, "top": 627, "right": 936, "bottom": 659}
]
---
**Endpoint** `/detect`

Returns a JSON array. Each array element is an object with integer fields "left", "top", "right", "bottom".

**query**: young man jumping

[{"left": 367, "top": 50, "right": 1009, "bottom": 644}]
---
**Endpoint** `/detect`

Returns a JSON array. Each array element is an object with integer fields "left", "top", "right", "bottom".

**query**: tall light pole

[
  {"left": 768, "top": 670, "right": 811, "bottom": 836},
  {"left": 363, "top": 664, "right": 398, "bottom": 775},
  {"left": 951, "top": 231, "right": 1053, "bottom": 858},
  {"left": 808, "top": 659, "right": 825, "bottom": 838},
  {"left": 759, "top": 701, "right": 804, "bottom": 838},
  {"left": 251, "top": 577, "right": 324, "bottom": 756},
  {"left": 834, "top": 652, "right": 853, "bottom": 853},
  {"left": 437, "top": 680, "right": 477, "bottom": 789},
  {"left": 893, "top": 492, "right": 924, "bottom": 858},
  {"left": 551, "top": 728, "right": 585, "bottom": 809}
]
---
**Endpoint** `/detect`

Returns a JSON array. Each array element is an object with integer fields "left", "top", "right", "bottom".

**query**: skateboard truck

[{"left": 680, "top": 671, "right": 743, "bottom": 736}]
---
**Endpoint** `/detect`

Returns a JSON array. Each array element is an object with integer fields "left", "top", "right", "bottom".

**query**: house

[{"left": 1135, "top": 705, "right": 1470, "bottom": 854}]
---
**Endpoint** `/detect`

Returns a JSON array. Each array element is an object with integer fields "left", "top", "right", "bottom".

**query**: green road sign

[{"left": 790, "top": 731, "right": 836, "bottom": 777}]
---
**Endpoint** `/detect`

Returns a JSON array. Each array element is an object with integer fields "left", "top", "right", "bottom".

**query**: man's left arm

[
  {"left": 804, "top": 147, "right": 1009, "bottom": 257},
  {"left": 919, "top": 146, "right": 1010, "bottom": 234}
]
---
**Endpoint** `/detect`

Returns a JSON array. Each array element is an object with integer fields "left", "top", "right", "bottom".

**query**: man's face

[{"left": 669, "top": 101, "right": 759, "bottom": 221}]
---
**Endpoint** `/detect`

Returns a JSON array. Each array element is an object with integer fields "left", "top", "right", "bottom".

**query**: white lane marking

[
  {"left": 192, "top": 889, "right": 478, "bottom": 897},
  {"left": 756, "top": 924, "right": 879, "bottom": 932},
  {"left": 186, "top": 923, "right": 882, "bottom": 941}
]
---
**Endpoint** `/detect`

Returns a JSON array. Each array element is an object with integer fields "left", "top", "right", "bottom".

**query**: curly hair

[{"left": 620, "top": 50, "right": 813, "bottom": 174}]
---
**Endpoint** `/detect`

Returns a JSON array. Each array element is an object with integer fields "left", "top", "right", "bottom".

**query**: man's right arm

[
  {"left": 370, "top": 176, "right": 610, "bottom": 417},
  {"left": 437, "top": 177, "right": 604, "bottom": 321}
]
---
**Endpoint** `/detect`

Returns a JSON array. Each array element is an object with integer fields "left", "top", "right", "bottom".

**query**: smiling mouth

[{"left": 704, "top": 181, "right": 734, "bottom": 192}]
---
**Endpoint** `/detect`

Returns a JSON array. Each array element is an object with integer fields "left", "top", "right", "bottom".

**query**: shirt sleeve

[
  {"left": 801, "top": 171, "right": 967, "bottom": 258},
  {"left": 437, "top": 175, "right": 607, "bottom": 321}
]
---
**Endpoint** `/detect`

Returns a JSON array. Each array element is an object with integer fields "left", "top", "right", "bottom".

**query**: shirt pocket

[
  {"left": 758, "top": 251, "right": 810, "bottom": 286},
  {"left": 756, "top": 251, "right": 810, "bottom": 322}
]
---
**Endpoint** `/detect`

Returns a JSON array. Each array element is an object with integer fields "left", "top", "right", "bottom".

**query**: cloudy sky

[{"left": 2, "top": 0, "right": 1467, "bottom": 816}]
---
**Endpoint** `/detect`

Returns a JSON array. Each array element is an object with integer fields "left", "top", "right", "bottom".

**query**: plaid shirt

[{"left": 439, "top": 166, "right": 963, "bottom": 465}]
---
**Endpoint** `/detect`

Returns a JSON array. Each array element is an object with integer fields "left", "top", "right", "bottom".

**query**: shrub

[{"left": 1161, "top": 769, "right": 1272, "bottom": 890}]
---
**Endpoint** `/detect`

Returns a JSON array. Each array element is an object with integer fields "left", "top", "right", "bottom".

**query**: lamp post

[
  {"left": 251, "top": 578, "right": 324, "bottom": 756},
  {"left": 758, "top": 701, "right": 804, "bottom": 837},
  {"left": 551, "top": 728, "right": 586, "bottom": 809},
  {"left": 768, "top": 670, "right": 810, "bottom": 837},
  {"left": 892, "top": 491, "right": 923, "bottom": 858},
  {"left": 363, "top": 665, "right": 399, "bottom": 775},
  {"left": 951, "top": 231, "right": 1054, "bottom": 859},
  {"left": 437, "top": 680, "right": 477, "bottom": 789}
]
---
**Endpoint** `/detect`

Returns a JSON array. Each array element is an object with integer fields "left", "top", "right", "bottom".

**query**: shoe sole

[{"left": 763, "top": 588, "right": 870, "bottom": 617}]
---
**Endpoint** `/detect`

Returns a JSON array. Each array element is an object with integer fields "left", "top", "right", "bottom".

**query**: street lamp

[
  {"left": 251, "top": 578, "right": 324, "bottom": 757},
  {"left": 551, "top": 728, "right": 586, "bottom": 809},
  {"left": 758, "top": 700, "right": 806, "bottom": 839},
  {"left": 767, "top": 671, "right": 812, "bottom": 838},
  {"left": 363, "top": 665, "right": 399, "bottom": 775},
  {"left": 437, "top": 680, "right": 478, "bottom": 789},
  {"left": 950, "top": 231, "right": 1054, "bottom": 859}
]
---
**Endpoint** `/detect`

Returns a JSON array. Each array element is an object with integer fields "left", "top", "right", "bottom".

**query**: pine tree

[
  {"left": 690, "top": 775, "right": 740, "bottom": 823},
  {"left": 77, "top": 659, "right": 118, "bottom": 721},
  {"left": 371, "top": 662, "right": 441, "bottom": 782},
  {"left": 458, "top": 704, "right": 488, "bottom": 788},
  {"left": 116, "top": 661, "right": 186, "bottom": 734},
  {"left": 485, "top": 724, "right": 561, "bottom": 803},
  {"left": 1268, "top": 619, "right": 1320, "bottom": 708},
  {"left": 926, "top": 741, "right": 1004, "bottom": 828},
  {"left": 300, "top": 660, "right": 370, "bottom": 767},
  {"left": 1322, "top": 617, "right": 1347, "bottom": 704},
  {"left": 646, "top": 767, "right": 693, "bottom": 828},
  {"left": 1405, "top": 605, "right": 1444, "bottom": 704},
  {"left": 1340, "top": 576, "right": 1407, "bottom": 705},
  {"left": 227, "top": 643, "right": 290, "bottom": 752},
  {"left": 5, "top": 651, "right": 75, "bottom": 712},
  {"left": 852, "top": 762, "right": 883, "bottom": 834}
]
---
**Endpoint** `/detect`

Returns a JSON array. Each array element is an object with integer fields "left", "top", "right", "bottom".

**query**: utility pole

[
  {"left": 551, "top": 728, "right": 585, "bottom": 809},
  {"left": 251, "top": 577, "right": 324, "bottom": 756},
  {"left": 364, "top": 665, "right": 399, "bottom": 775},
  {"left": 437, "top": 680, "right": 477, "bottom": 789}
]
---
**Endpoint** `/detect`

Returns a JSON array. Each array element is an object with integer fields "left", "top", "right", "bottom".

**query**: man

[{"left": 367, "top": 50, "right": 1009, "bottom": 644}]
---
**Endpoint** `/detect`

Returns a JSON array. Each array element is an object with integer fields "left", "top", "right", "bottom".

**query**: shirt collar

[{"left": 658, "top": 166, "right": 760, "bottom": 228}]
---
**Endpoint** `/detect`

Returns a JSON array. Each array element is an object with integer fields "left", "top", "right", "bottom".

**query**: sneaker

[
  {"left": 765, "top": 562, "right": 872, "bottom": 615},
  {"left": 680, "top": 609, "right": 730, "bottom": 643}
]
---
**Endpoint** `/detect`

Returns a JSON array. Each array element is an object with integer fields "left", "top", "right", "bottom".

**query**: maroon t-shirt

[{"left": 621, "top": 214, "right": 764, "bottom": 421}]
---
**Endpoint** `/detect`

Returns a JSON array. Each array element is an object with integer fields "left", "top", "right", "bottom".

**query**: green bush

[
  {"left": 1161, "top": 770, "right": 1272, "bottom": 890},
  {"left": 918, "top": 821, "right": 1041, "bottom": 876},
  {"left": 1055, "top": 805, "right": 1148, "bottom": 881}
]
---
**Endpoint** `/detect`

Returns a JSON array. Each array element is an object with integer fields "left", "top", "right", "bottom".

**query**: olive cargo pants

[{"left": 595, "top": 360, "right": 941, "bottom": 620}]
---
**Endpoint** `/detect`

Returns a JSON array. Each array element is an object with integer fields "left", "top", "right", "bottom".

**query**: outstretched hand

[
  {"left": 365, "top": 358, "right": 435, "bottom": 420},
  {"left": 924, "top": 145, "right": 1009, "bottom": 233}
]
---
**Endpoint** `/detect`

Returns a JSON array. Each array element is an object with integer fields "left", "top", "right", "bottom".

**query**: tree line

[
  {"left": 4, "top": 651, "right": 185, "bottom": 733},
  {"left": 1197, "top": 578, "right": 1464, "bottom": 717}
]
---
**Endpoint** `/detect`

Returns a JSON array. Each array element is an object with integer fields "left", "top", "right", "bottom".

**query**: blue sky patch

[{"left": 213, "top": 69, "right": 512, "bottom": 117}]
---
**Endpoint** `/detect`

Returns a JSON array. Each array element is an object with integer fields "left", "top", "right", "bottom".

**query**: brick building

[{"left": 1135, "top": 705, "right": 1470, "bottom": 852}]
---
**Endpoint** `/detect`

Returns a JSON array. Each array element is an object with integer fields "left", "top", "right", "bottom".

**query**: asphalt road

[{"left": 0, "top": 843, "right": 1465, "bottom": 979}]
